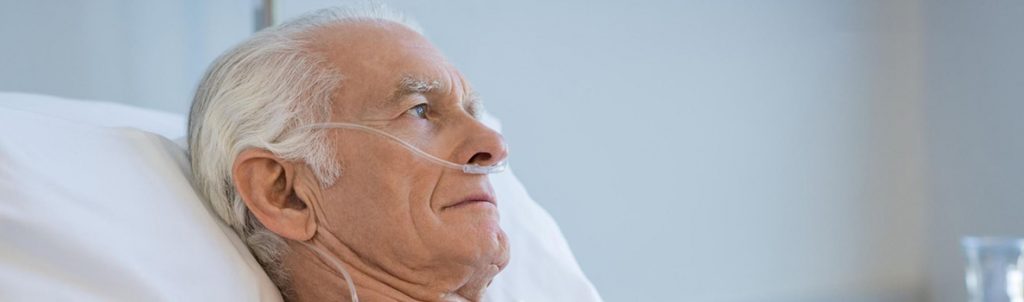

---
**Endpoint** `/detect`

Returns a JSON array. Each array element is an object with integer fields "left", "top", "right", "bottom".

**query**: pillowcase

[
  {"left": 0, "top": 107, "right": 282, "bottom": 301},
  {"left": 0, "top": 92, "right": 184, "bottom": 138},
  {"left": 0, "top": 93, "right": 602, "bottom": 301}
]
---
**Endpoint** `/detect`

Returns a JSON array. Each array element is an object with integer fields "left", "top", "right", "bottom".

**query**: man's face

[{"left": 305, "top": 21, "right": 509, "bottom": 282}]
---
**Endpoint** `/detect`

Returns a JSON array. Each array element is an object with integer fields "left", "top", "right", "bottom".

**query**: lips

[{"left": 443, "top": 193, "right": 496, "bottom": 210}]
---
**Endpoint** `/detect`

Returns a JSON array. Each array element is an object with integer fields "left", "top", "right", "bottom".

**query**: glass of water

[{"left": 963, "top": 237, "right": 1024, "bottom": 302}]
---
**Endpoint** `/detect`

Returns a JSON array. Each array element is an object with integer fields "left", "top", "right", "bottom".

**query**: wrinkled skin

[{"left": 232, "top": 20, "right": 510, "bottom": 301}]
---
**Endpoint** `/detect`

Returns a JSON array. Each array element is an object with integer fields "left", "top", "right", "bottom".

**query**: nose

[{"left": 458, "top": 121, "right": 508, "bottom": 168}]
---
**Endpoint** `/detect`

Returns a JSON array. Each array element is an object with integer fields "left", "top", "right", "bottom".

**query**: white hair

[{"left": 187, "top": 5, "right": 422, "bottom": 294}]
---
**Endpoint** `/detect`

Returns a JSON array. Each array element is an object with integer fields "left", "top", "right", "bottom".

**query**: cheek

[
  {"left": 339, "top": 136, "right": 446, "bottom": 212},
  {"left": 326, "top": 132, "right": 511, "bottom": 264},
  {"left": 320, "top": 145, "right": 445, "bottom": 252}
]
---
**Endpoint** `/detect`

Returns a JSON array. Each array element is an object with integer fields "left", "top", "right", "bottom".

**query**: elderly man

[{"left": 188, "top": 7, "right": 509, "bottom": 301}]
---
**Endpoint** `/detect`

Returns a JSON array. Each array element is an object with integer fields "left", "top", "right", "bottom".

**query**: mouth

[{"left": 443, "top": 193, "right": 496, "bottom": 210}]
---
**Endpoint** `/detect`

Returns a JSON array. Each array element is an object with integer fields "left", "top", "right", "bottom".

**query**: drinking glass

[{"left": 963, "top": 237, "right": 1024, "bottom": 302}]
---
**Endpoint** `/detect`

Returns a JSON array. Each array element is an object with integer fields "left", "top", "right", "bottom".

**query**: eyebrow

[
  {"left": 386, "top": 75, "right": 442, "bottom": 105},
  {"left": 386, "top": 75, "right": 483, "bottom": 117}
]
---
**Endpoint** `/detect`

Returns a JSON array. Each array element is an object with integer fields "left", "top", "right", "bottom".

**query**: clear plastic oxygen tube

[
  {"left": 295, "top": 122, "right": 508, "bottom": 174},
  {"left": 300, "top": 241, "right": 359, "bottom": 302}
]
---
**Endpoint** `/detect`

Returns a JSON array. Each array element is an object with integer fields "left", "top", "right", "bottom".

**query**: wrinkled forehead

[{"left": 304, "top": 20, "right": 468, "bottom": 118}]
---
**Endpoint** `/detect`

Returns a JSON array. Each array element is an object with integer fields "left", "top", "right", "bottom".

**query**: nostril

[{"left": 469, "top": 152, "right": 492, "bottom": 165}]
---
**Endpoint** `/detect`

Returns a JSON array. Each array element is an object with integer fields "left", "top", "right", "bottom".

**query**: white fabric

[
  {"left": 0, "top": 107, "right": 280, "bottom": 301},
  {"left": 0, "top": 93, "right": 184, "bottom": 139},
  {"left": 0, "top": 92, "right": 602, "bottom": 301}
]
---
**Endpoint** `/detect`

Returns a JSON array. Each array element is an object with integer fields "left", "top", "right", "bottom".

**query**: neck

[{"left": 282, "top": 236, "right": 487, "bottom": 302}]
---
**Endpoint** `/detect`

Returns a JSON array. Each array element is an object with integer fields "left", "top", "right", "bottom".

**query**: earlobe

[{"left": 232, "top": 148, "right": 316, "bottom": 241}]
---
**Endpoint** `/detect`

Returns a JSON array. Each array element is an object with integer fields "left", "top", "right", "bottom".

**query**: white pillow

[
  {"left": 0, "top": 92, "right": 185, "bottom": 139},
  {"left": 0, "top": 107, "right": 281, "bottom": 301},
  {"left": 0, "top": 93, "right": 602, "bottom": 301}
]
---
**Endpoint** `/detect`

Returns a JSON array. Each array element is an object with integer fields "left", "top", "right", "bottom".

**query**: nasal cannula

[{"left": 294, "top": 122, "right": 508, "bottom": 174}]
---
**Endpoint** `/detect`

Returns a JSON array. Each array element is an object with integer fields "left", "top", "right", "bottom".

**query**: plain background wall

[
  {"left": 0, "top": 1, "right": 250, "bottom": 114},
  {"left": 1, "top": 1, "right": 1022, "bottom": 301},
  {"left": 922, "top": 1, "right": 1024, "bottom": 301}
]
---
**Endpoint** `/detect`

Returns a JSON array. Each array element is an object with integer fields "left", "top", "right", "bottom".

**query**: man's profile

[{"left": 188, "top": 6, "right": 510, "bottom": 301}]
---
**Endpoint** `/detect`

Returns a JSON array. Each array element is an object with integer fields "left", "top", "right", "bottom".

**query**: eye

[{"left": 406, "top": 103, "right": 429, "bottom": 119}]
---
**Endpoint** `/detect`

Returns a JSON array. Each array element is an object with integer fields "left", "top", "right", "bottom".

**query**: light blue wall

[
  {"left": 0, "top": 1, "right": 251, "bottom": 114},
  {"left": 922, "top": 1, "right": 1024, "bottom": 301}
]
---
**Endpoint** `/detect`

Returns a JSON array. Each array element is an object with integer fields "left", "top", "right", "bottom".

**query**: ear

[{"left": 232, "top": 148, "right": 317, "bottom": 241}]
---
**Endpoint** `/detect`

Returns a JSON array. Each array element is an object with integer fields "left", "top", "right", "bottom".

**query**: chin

[
  {"left": 479, "top": 224, "right": 510, "bottom": 270},
  {"left": 438, "top": 213, "right": 508, "bottom": 266},
  {"left": 492, "top": 228, "right": 511, "bottom": 270}
]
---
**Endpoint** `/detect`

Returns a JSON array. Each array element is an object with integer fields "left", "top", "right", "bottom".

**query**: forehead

[{"left": 305, "top": 21, "right": 467, "bottom": 118}]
